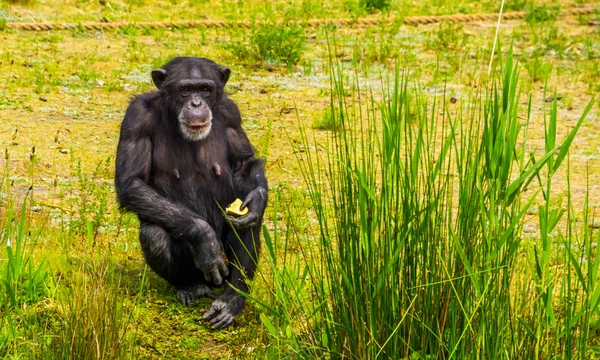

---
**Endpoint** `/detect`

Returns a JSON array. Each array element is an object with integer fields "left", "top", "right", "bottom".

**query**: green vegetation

[
  {"left": 359, "top": 0, "right": 391, "bottom": 13},
  {"left": 6, "top": 0, "right": 35, "bottom": 4},
  {"left": 525, "top": 4, "right": 560, "bottom": 25},
  {"left": 227, "top": 22, "right": 306, "bottom": 70},
  {"left": 1, "top": 0, "right": 599, "bottom": 358},
  {"left": 255, "top": 49, "right": 598, "bottom": 358}
]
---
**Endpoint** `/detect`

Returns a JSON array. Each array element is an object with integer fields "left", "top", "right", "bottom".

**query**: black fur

[{"left": 115, "top": 57, "right": 267, "bottom": 329}]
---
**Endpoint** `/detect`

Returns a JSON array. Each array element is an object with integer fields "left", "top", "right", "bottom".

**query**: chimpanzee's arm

[
  {"left": 226, "top": 127, "right": 268, "bottom": 187},
  {"left": 115, "top": 96, "right": 228, "bottom": 283},
  {"left": 225, "top": 126, "right": 268, "bottom": 229},
  {"left": 115, "top": 97, "right": 207, "bottom": 237}
]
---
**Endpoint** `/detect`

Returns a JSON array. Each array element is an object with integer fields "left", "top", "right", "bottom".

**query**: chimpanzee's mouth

[
  {"left": 179, "top": 110, "right": 213, "bottom": 141},
  {"left": 185, "top": 123, "right": 210, "bottom": 133}
]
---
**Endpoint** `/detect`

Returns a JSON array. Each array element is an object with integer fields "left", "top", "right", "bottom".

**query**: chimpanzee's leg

[
  {"left": 203, "top": 225, "right": 261, "bottom": 329},
  {"left": 139, "top": 222, "right": 216, "bottom": 305}
]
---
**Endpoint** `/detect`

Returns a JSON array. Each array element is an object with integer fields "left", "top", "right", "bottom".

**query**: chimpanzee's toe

[{"left": 176, "top": 284, "right": 216, "bottom": 305}]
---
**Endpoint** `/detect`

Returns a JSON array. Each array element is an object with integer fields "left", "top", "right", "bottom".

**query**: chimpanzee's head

[{"left": 151, "top": 57, "right": 231, "bottom": 141}]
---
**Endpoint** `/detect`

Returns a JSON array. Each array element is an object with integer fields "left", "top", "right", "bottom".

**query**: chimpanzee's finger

[
  {"left": 210, "top": 312, "right": 235, "bottom": 329},
  {"left": 203, "top": 305, "right": 219, "bottom": 320},
  {"left": 229, "top": 217, "right": 241, "bottom": 228},
  {"left": 218, "top": 262, "right": 229, "bottom": 277},
  {"left": 227, "top": 216, "right": 240, "bottom": 228},
  {"left": 202, "top": 270, "right": 213, "bottom": 283},
  {"left": 227, "top": 216, "right": 240, "bottom": 227},
  {"left": 176, "top": 291, "right": 188, "bottom": 305},
  {"left": 245, "top": 212, "right": 259, "bottom": 227},
  {"left": 211, "top": 269, "right": 223, "bottom": 285},
  {"left": 229, "top": 212, "right": 259, "bottom": 229},
  {"left": 203, "top": 299, "right": 227, "bottom": 321},
  {"left": 193, "top": 284, "right": 218, "bottom": 300},
  {"left": 241, "top": 194, "right": 255, "bottom": 210}
]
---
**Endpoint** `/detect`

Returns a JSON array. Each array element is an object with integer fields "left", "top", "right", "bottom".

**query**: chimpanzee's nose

[{"left": 191, "top": 97, "right": 202, "bottom": 107}]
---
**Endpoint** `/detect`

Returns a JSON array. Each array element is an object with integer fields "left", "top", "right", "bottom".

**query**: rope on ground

[{"left": 4, "top": 5, "right": 597, "bottom": 32}]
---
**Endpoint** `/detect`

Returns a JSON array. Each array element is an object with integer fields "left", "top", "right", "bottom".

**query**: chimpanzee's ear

[
  {"left": 218, "top": 66, "right": 231, "bottom": 85},
  {"left": 151, "top": 68, "right": 167, "bottom": 90}
]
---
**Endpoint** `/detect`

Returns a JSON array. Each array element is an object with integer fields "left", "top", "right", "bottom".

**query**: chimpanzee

[{"left": 114, "top": 57, "right": 267, "bottom": 329}]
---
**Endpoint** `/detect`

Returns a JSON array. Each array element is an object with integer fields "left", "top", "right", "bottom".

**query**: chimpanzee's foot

[
  {"left": 176, "top": 284, "right": 216, "bottom": 306},
  {"left": 203, "top": 296, "right": 245, "bottom": 329}
]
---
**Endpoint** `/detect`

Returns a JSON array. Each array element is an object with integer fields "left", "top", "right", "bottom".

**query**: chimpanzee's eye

[
  {"left": 181, "top": 87, "right": 190, "bottom": 97},
  {"left": 201, "top": 87, "right": 211, "bottom": 98}
]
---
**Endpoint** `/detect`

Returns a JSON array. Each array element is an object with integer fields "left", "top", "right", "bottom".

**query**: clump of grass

[
  {"left": 1, "top": 191, "right": 48, "bottom": 309},
  {"left": 503, "top": 0, "right": 528, "bottom": 12},
  {"left": 312, "top": 107, "right": 339, "bottom": 131},
  {"left": 360, "top": 0, "right": 391, "bottom": 12},
  {"left": 0, "top": 11, "right": 7, "bottom": 31},
  {"left": 249, "top": 46, "right": 596, "bottom": 358},
  {"left": 525, "top": 4, "right": 560, "bottom": 25},
  {"left": 227, "top": 22, "right": 305, "bottom": 70},
  {"left": 433, "top": 21, "right": 467, "bottom": 50},
  {"left": 241, "top": 191, "right": 321, "bottom": 358},
  {"left": 118, "top": 26, "right": 139, "bottom": 37},
  {"left": 0, "top": 150, "right": 144, "bottom": 358},
  {"left": 67, "top": 157, "right": 113, "bottom": 239},
  {"left": 45, "top": 258, "right": 143, "bottom": 359},
  {"left": 525, "top": 55, "right": 553, "bottom": 82},
  {"left": 6, "top": 0, "right": 36, "bottom": 4},
  {"left": 346, "top": 0, "right": 391, "bottom": 15},
  {"left": 542, "top": 25, "right": 568, "bottom": 56},
  {"left": 351, "top": 21, "right": 403, "bottom": 68},
  {"left": 0, "top": 190, "right": 49, "bottom": 357}
]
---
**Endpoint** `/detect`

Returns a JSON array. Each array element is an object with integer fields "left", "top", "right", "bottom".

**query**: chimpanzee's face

[
  {"left": 152, "top": 57, "right": 230, "bottom": 141},
  {"left": 172, "top": 76, "right": 215, "bottom": 141}
]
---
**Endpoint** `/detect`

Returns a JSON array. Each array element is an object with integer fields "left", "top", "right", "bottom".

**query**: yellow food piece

[
  {"left": 226, "top": 198, "right": 248, "bottom": 216},
  {"left": 221, "top": 251, "right": 230, "bottom": 265}
]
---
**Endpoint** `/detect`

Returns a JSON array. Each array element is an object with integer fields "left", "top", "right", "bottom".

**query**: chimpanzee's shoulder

[
  {"left": 129, "top": 91, "right": 161, "bottom": 111},
  {"left": 219, "top": 96, "right": 242, "bottom": 127},
  {"left": 121, "top": 92, "right": 161, "bottom": 133}
]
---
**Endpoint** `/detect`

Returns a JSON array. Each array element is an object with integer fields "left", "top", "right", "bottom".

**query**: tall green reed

[
  {"left": 251, "top": 47, "right": 596, "bottom": 359},
  {"left": 525, "top": 91, "right": 596, "bottom": 359},
  {"left": 0, "top": 190, "right": 49, "bottom": 357},
  {"left": 2, "top": 190, "right": 48, "bottom": 309}
]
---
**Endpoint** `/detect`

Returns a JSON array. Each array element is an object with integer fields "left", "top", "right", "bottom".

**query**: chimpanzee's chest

[{"left": 150, "top": 132, "right": 236, "bottom": 218}]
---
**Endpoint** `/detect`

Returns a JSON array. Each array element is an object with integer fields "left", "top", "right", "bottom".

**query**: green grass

[
  {"left": 0, "top": 163, "right": 142, "bottom": 359},
  {"left": 246, "top": 46, "right": 599, "bottom": 358},
  {"left": 226, "top": 22, "right": 306, "bottom": 70},
  {"left": 2, "top": 191, "right": 48, "bottom": 315}
]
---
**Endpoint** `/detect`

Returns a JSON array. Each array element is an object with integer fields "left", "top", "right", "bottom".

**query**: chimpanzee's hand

[
  {"left": 194, "top": 241, "right": 229, "bottom": 285},
  {"left": 191, "top": 222, "right": 229, "bottom": 285},
  {"left": 227, "top": 187, "right": 267, "bottom": 229}
]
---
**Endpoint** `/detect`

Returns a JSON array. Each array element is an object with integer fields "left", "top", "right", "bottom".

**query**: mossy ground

[{"left": 0, "top": 0, "right": 599, "bottom": 358}]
